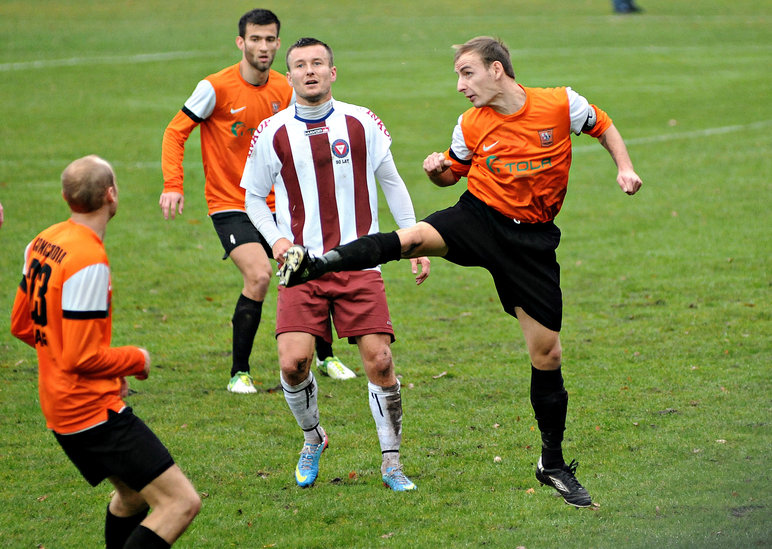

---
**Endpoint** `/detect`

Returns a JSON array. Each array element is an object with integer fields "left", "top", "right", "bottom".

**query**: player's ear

[
  {"left": 490, "top": 60, "right": 504, "bottom": 79},
  {"left": 105, "top": 184, "right": 117, "bottom": 205}
]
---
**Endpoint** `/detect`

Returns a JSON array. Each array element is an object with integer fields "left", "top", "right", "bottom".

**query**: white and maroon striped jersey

[{"left": 241, "top": 99, "right": 416, "bottom": 258}]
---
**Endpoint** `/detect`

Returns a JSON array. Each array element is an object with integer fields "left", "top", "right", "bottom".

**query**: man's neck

[
  {"left": 488, "top": 82, "right": 526, "bottom": 116},
  {"left": 69, "top": 211, "right": 108, "bottom": 240},
  {"left": 240, "top": 60, "right": 269, "bottom": 86}
]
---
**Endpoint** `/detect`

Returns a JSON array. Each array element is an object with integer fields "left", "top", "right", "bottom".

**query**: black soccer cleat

[
  {"left": 535, "top": 457, "right": 592, "bottom": 508},
  {"left": 278, "top": 245, "right": 321, "bottom": 287}
]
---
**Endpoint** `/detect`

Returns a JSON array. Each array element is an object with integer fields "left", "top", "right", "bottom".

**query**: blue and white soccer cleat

[
  {"left": 382, "top": 466, "right": 417, "bottom": 491},
  {"left": 295, "top": 435, "right": 328, "bottom": 488}
]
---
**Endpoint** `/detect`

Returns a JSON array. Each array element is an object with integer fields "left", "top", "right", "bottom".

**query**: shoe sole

[{"left": 279, "top": 246, "right": 306, "bottom": 287}]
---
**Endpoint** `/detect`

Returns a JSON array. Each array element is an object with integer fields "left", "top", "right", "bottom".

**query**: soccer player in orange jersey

[
  {"left": 278, "top": 36, "right": 642, "bottom": 507},
  {"left": 160, "top": 9, "right": 354, "bottom": 395},
  {"left": 11, "top": 156, "right": 200, "bottom": 548}
]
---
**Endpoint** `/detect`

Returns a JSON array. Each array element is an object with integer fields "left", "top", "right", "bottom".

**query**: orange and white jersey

[
  {"left": 446, "top": 85, "right": 612, "bottom": 223},
  {"left": 10, "top": 220, "right": 146, "bottom": 434},
  {"left": 162, "top": 63, "right": 293, "bottom": 214}
]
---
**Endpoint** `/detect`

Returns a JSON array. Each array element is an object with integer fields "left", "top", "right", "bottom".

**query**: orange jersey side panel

[
  {"left": 10, "top": 220, "right": 145, "bottom": 434},
  {"left": 447, "top": 86, "right": 612, "bottom": 223},
  {"left": 162, "top": 64, "right": 293, "bottom": 214}
]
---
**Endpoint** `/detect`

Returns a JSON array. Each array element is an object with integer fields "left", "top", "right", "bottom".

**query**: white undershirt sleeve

[
  {"left": 375, "top": 151, "right": 417, "bottom": 230},
  {"left": 245, "top": 189, "right": 283, "bottom": 249}
]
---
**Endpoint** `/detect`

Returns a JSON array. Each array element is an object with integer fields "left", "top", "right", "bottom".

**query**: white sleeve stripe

[
  {"left": 62, "top": 263, "right": 110, "bottom": 313},
  {"left": 183, "top": 79, "right": 216, "bottom": 120},
  {"left": 567, "top": 87, "right": 592, "bottom": 135}
]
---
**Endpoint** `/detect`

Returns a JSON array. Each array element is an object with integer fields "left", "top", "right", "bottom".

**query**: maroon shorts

[{"left": 276, "top": 270, "right": 395, "bottom": 344}]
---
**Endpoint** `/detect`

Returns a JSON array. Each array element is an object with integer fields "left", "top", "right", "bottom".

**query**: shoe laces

[
  {"left": 299, "top": 441, "right": 323, "bottom": 465},
  {"left": 385, "top": 465, "right": 410, "bottom": 484},
  {"left": 559, "top": 459, "right": 584, "bottom": 491}
]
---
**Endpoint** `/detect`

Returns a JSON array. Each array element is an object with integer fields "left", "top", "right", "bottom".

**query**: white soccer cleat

[
  {"left": 317, "top": 356, "right": 356, "bottom": 380},
  {"left": 227, "top": 372, "right": 258, "bottom": 394}
]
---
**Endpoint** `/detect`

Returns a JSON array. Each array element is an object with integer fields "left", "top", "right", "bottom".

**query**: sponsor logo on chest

[{"left": 538, "top": 128, "right": 554, "bottom": 147}]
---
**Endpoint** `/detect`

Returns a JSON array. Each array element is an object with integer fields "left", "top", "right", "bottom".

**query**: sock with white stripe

[
  {"left": 368, "top": 381, "right": 402, "bottom": 473},
  {"left": 282, "top": 371, "right": 325, "bottom": 445}
]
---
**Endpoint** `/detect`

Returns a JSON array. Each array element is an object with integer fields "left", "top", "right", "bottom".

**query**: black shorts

[
  {"left": 423, "top": 191, "right": 563, "bottom": 332},
  {"left": 211, "top": 211, "right": 272, "bottom": 260},
  {"left": 53, "top": 408, "right": 175, "bottom": 492}
]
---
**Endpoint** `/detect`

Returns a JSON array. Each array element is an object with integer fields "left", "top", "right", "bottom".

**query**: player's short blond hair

[
  {"left": 61, "top": 155, "right": 115, "bottom": 213},
  {"left": 453, "top": 36, "right": 515, "bottom": 79}
]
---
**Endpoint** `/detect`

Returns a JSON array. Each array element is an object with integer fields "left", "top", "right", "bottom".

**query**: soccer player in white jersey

[{"left": 241, "top": 37, "right": 430, "bottom": 491}]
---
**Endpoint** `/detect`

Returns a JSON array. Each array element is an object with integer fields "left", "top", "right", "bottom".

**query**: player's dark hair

[
  {"left": 454, "top": 36, "right": 515, "bottom": 79},
  {"left": 61, "top": 155, "right": 115, "bottom": 213},
  {"left": 285, "top": 37, "right": 334, "bottom": 69},
  {"left": 238, "top": 8, "right": 280, "bottom": 38}
]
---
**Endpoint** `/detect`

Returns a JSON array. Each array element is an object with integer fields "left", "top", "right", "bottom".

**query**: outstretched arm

[
  {"left": 423, "top": 152, "right": 457, "bottom": 187},
  {"left": 598, "top": 124, "right": 642, "bottom": 195}
]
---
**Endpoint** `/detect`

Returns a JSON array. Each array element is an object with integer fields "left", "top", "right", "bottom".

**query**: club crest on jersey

[
  {"left": 271, "top": 101, "right": 281, "bottom": 114},
  {"left": 331, "top": 139, "right": 349, "bottom": 158},
  {"left": 538, "top": 128, "right": 554, "bottom": 147}
]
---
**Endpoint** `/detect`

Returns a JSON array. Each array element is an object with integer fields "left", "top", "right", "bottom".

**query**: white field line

[
  {"left": 572, "top": 120, "right": 772, "bottom": 153},
  {"left": 4, "top": 40, "right": 770, "bottom": 72},
  {"left": 0, "top": 121, "right": 768, "bottom": 170},
  {"left": 0, "top": 51, "right": 219, "bottom": 72}
]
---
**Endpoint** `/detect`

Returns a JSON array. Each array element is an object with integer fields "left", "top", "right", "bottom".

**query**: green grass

[{"left": 1, "top": 1, "right": 770, "bottom": 547}]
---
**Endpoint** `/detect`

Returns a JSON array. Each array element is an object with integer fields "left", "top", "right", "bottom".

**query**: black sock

[
  {"left": 104, "top": 504, "right": 148, "bottom": 549},
  {"left": 317, "top": 232, "right": 402, "bottom": 273},
  {"left": 231, "top": 294, "right": 263, "bottom": 377},
  {"left": 530, "top": 365, "right": 568, "bottom": 469},
  {"left": 315, "top": 336, "right": 333, "bottom": 361},
  {"left": 123, "top": 525, "right": 171, "bottom": 549}
]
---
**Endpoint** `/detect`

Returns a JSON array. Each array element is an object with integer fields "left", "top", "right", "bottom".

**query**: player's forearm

[
  {"left": 10, "top": 290, "right": 35, "bottom": 347},
  {"left": 598, "top": 124, "right": 634, "bottom": 172},
  {"left": 161, "top": 112, "right": 196, "bottom": 192},
  {"left": 245, "top": 190, "right": 283, "bottom": 248},
  {"left": 63, "top": 344, "right": 146, "bottom": 379}
]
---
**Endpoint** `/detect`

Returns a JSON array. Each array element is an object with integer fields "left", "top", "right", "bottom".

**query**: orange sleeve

[
  {"left": 585, "top": 104, "right": 613, "bottom": 138},
  {"left": 61, "top": 316, "right": 146, "bottom": 379},
  {"left": 444, "top": 149, "right": 468, "bottom": 182},
  {"left": 10, "top": 282, "right": 35, "bottom": 347},
  {"left": 161, "top": 110, "right": 199, "bottom": 194}
]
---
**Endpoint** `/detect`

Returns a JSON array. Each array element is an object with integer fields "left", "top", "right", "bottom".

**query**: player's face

[
  {"left": 454, "top": 52, "right": 499, "bottom": 108},
  {"left": 286, "top": 45, "right": 337, "bottom": 106},
  {"left": 238, "top": 23, "right": 280, "bottom": 72}
]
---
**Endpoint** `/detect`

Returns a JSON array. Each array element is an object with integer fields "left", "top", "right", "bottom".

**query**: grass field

[{"left": 1, "top": 1, "right": 770, "bottom": 547}]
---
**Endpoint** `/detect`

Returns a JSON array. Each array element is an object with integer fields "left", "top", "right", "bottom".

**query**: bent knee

[
  {"left": 244, "top": 267, "right": 272, "bottom": 294},
  {"left": 363, "top": 346, "right": 393, "bottom": 376},
  {"left": 531, "top": 345, "right": 562, "bottom": 370},
  {"left": 279, "top": 355, "right": 313, "bottom": 384},
  {"left": 184, "top": 491, "right": 202, "bottom": 522}
]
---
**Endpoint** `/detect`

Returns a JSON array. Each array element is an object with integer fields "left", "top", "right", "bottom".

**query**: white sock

[
  {"left": 282, "top": 371, "right": 325, "bottom": 445},
  {"left": 368, "top": 381, "right": 402, "bottom": 473}
]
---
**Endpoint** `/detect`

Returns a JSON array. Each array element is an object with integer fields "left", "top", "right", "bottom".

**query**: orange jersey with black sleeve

[
  {"left": 10, "top": 220, "right": 146, "bottom": 434},
  {"left": 162, "top": 64, "right": 293, "bottom": 214},
  {"left": 445, "top": 85, "right": 612, "bottom": 223}
]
